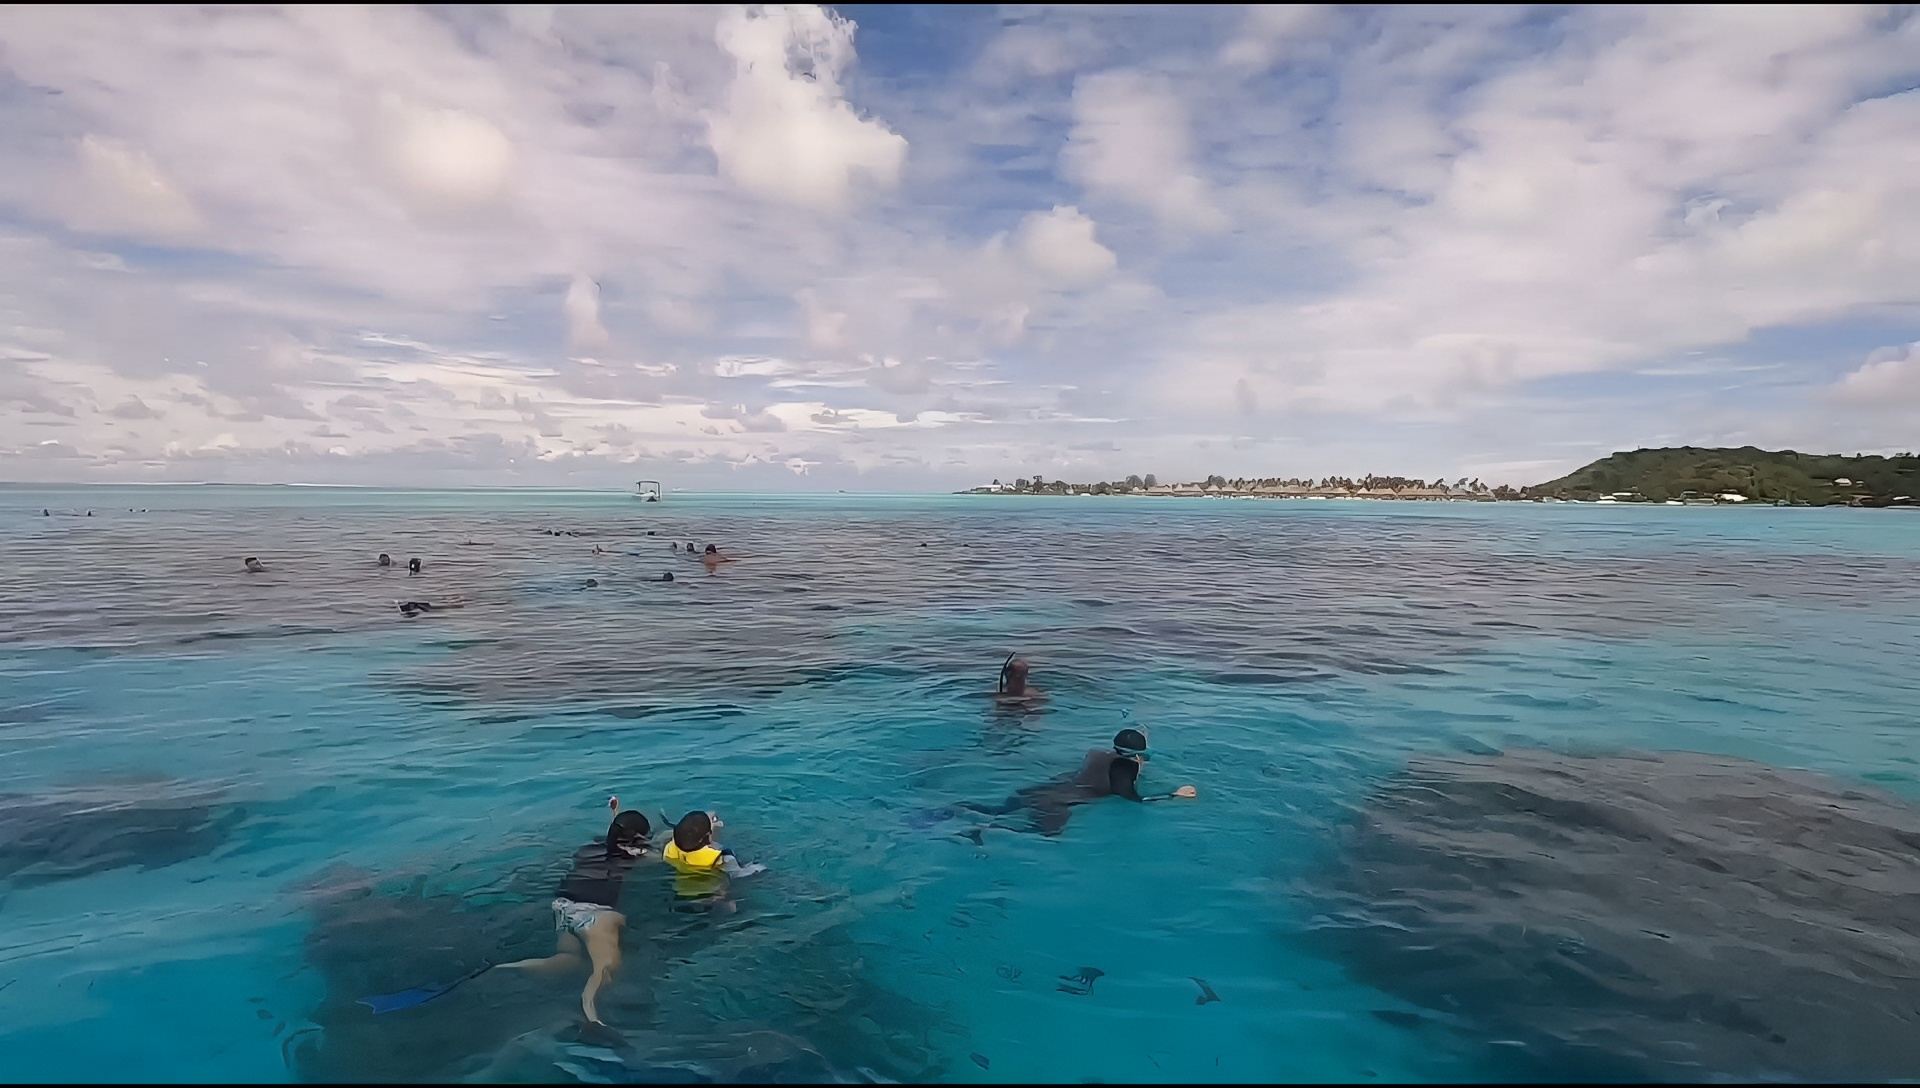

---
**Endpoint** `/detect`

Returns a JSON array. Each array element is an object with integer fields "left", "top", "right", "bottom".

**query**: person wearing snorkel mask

[
  {"left": 993, "top": 654, "right": 1047, "bottom": 704},
  {"left": 494, "top": 797, "right": 657, "bottom": 1026},
  {"left": 950, "top": 727, "right": 1197, "bottom": 839}
]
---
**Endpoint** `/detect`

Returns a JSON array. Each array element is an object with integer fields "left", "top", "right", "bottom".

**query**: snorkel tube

[{"left": 997, "top": 652, "right": 1016, "bottom": 694}]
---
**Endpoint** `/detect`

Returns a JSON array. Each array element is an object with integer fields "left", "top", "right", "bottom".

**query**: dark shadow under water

[
  {"left": 1313, "top": 749, "right": 1920, "bottom": 1082},
  {"left": 289, "top": 863, "right": 944, "bottom": 1083},
  {"left": 0, "top": 784, "right": 240, "bottom": 890}
]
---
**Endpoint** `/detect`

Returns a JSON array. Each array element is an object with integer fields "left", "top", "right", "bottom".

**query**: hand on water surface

[{"left": 1174, "top": 785, "right": 1198, "bottom": 798}]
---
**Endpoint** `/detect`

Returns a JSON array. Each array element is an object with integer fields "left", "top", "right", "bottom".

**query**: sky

[{"left": 2, "top": 4, "right": 1918, "bottom": 491}]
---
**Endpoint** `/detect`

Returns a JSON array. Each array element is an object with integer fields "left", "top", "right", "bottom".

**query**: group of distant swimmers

[{"left": 240, "top": 530, "right": 737, "bottom": 619}]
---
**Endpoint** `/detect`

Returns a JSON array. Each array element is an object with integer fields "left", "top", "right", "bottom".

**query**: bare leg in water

[
  {"left": 577, "top": 913, "right": 623, "bottom": 1024},
  {"left": 496, "top": 911, "right": 625, "bottom": 1024}
]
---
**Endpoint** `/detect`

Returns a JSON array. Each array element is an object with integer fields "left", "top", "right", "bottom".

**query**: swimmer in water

[
  {"left": 243, "top": 556, "right": 267, "bottom": 573},
  {"left": 701, "top": 544, "right": 738, "bottom": 573},
  {"left": 495, "top": 799, "right": 657, "bottom": 1026},
  {"left": 397, "top": 595, "right": 467, "bottom": 618},
  {"left": 685, "top": 542, "right": 696, "bottom": 554},
  {"left": 663, "top": 810, "right": 766, "bottom": 912},
  {"left": 954, "top": 728, "right": 1196, "bottom": 838},
  {"left": 995, "top": 655, "right": 1046, "bottom": 703},
  {"left": 656, "top": 571, "right": 674, "bottom": 583},
  {"left": 407, "top": 557, "right": 422, "bottom": 575},
  {"left": 584, "top": 578, "right": 599, "bottom": 588},
  {"left": 377, "top": 553, "right": 393, "bottom": 567}
]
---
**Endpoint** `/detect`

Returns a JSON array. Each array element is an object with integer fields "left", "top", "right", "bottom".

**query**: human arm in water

[{"left": 1110, "top": 759, "right": 1197, "bottom": 802}]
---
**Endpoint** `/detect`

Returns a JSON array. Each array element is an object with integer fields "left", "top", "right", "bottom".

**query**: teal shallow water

[{"left": 2, "top": 486, "right": 1918, "bottom": 1082}]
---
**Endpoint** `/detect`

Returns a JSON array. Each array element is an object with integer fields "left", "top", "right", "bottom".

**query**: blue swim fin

[{"left": 357, "top": 962, "right": 492, "bottom": 1014}]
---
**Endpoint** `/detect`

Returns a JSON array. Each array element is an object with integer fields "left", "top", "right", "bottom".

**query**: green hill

[{"left": 1533, "top": 446, "right": 1920, "bottom": 505}]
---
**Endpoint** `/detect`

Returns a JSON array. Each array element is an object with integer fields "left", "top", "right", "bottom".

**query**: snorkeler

[
  {"left": 377, "top": 553, "right": 393, "bottom": 567},
  {"left": 407, "top": 557, "right": 422, "bottom": 575},
  {"left": 995, "top": 655, "right": 1045, "bottom": 702},
  {"left": 662, "top": 810, "right": 766, "bottom": 909},
  {"left": 949, "top": 728, "right": 1196, "bottom": 838},
  {"left": 357, "top": 799, "right": 654, "bottom": 1026},
  {"left": 397, "top": 596, "right": 467, "bottom": 618},
  {"left": 495, "top": 799, "right": 656, "bottom": 1026},
  {"left": 243, "top": 556, "right": 267, "bottom": 573}
]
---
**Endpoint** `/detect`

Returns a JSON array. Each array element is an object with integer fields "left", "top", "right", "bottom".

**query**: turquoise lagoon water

[{"left": 1, "top": 486, "right": 1918, "bottom": 1083}]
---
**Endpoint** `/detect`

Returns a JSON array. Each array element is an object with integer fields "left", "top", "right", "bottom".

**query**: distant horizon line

[{"left": 0, "top": 479, "right": 955, "bottom": 494}]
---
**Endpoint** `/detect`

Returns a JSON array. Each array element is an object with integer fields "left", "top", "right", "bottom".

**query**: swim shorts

[{"left": 552, "top": 897, "right": 612, "bottom": 934}]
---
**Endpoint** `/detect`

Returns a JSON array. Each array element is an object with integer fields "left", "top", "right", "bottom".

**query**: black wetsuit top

[
  {"left": 974, "top": 753, "right": 1143, "bottom": 837},
  {"left": 556, "top": 842, "right": 643, "bottom": 908}
]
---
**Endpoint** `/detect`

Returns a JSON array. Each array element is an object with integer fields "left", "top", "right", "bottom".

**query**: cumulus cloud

[
  {"left": 1063, "top": 70, "right": 1227, "bottom": 233},
  {"left": 1835, "top": 343, "right": 1920, "bottom": 407},
  {"left": 706, "top": 5, "right": 907, "bottom": 211},
  {"left": 2, "top": 6, "right": 1918, "bottom": 490},
  {"left": 1013, "top": 205, "right": 1117, "bottom": 286},
  {"left": 374, "top": 96, "right": 515, "bottom": 214}
]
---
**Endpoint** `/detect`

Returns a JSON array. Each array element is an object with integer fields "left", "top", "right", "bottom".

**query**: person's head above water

[
  {"left": 685, "top": 543, "right": 695, "bottom": 553},
  {"left": 999, "top": 656, "right": 1031, "bottom": 694},
  {"left": 584, "top": 578, "right": 599, "bottom": 588},
  {"left": 704, "top": 544, "right": 718, "bottom": 555},
  {"left": 1113, "top": 727, "right": 1149, "bottom": 760},
  {"left": 672, "top": 810, "right": 716, "bottom": 852},
  {"left": 606, "top": 810, "right": 651, "bottom": 856},
  {"left": 377, "top": 553, "right": 392, "bottom": 567},
  {"left": 243, "top": 556, "right": 266, "bottom": 572},
  {"left": 407, "top": 557, "right": 421, "bottom": 574}
]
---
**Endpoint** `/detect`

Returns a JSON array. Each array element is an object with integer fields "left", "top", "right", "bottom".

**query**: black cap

[{"left": 1114, "top": 728, "right": 1148, "bottom": 754}]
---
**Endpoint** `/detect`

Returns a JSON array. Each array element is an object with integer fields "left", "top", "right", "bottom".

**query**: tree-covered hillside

[{"left": 1533, "top": 447, "right": 1920, "bottom": 504}]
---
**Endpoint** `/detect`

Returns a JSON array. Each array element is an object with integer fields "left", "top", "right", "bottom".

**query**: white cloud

[
  {"left": 1835, "top": 342, "right": 1920, "bottom": 407},
  {"left": 64, "top": 135, "right": 203, "bottom": 239},
  {"left": 374, "top": 95, "right": 516, "bottom": 213},
  {"left": 1220, "top": 4, "right": 1332, "bottom": 71},
  {"left": 1013, "top": 204, "right": 1116, "bottom": 287},
  {"left": 564, "top": 274, "right": 609, "bottom": 350},
  {"left": 706, "top": 5, "right": 907, "bottom": 211},
  {"left": 2, "top": 6, "right": 1919, "bottom": 490},
  {"left": 1063, "top": 70, "right": 1228, "bottom": 233}
]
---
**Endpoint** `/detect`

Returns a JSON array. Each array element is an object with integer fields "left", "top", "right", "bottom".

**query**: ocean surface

[{"left": 2, "top": 485, "right": 1918, "bottom": 1084}]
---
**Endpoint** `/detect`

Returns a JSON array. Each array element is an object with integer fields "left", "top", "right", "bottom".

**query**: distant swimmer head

[
  {"left": 243, "top": 556, "right": 266, "bottom": 573},
  {"left": 398, "top": 600, "right": 431, "bottom": 617},
  {"left": 407, "top": 557, "right": 421, "bottom": 575},
  {"left": 584, "top": 578, "right": 599, "bottom": 588},
  {"left": 1113, "top": 727, "right": 1150, "bottom": 761},
  {"left": 672, "top": 810, "right": 715, "bottom": 852},
  {"left": 686, "top": 543, "right": 696, "bottom": 553},
  {"left": 659, "top": 572, "right": 675, "bottom": 582},
  {"left": 704, "top": 544, "right": 718, "bottom": 555},
  {"left": 607, "top": 810, "right": 652, "bottom": 856},
  {"left": 377, "top": 553, "right": 392, "bottom": 567}
]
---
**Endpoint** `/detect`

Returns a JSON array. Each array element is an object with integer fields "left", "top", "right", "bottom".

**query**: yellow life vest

[
  {"left": 663, "top": 841, "right": 724, "bottom": 872},
  {"left": 663, "top": 841, "right": 726, "bottom": 898}
]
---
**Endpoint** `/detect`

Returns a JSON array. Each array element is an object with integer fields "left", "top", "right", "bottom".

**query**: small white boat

[{"left": 635, "top": 480, "right": 662, "bottom": 502}]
